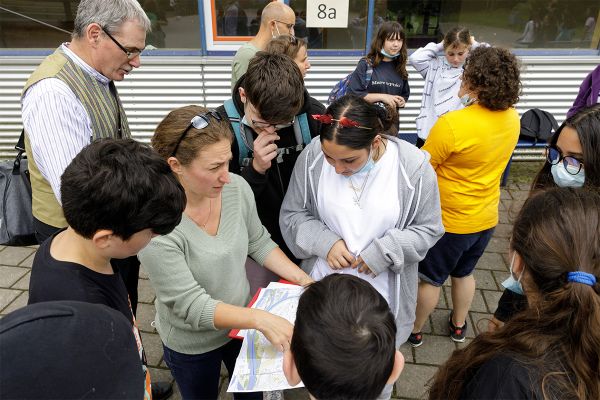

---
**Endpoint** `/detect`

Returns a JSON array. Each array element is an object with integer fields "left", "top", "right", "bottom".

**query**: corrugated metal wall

[{"left": 0, "top": 55, "right": 598, "bottom": 158}]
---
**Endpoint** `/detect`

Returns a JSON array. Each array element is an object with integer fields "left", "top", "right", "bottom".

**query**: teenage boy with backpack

[{"left": 218, "top": 52, "right": 324, "bottom": 262}]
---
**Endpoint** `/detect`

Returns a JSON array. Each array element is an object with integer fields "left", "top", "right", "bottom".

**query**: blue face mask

[
  {"left": 351, "top": 147, "right": 375, "bottom": 176},
  {"left": 551, "top": 163, "right": 585, "bottom": 188},
  {"left": 502, "top": 253, "right": 524, "bottom": 295},
  {"left": 460, "top": 93, "right": 476, "bottom": 107},
  {"left": 380, "top": 49, "right": 400, "bottom": 59}
]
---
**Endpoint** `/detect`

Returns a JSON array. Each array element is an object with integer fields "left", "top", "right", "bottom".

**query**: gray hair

[{"left": 73, "top": 0, "right": 151, "bottom": 38}]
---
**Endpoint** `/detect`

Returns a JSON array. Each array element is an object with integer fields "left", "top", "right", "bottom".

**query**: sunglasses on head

[{"left": 171, "top": 111, "right": 222, "bottom": 157}]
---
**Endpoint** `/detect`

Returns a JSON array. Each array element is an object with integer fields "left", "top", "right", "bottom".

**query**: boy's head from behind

[
  {"left": 239, "top": 52, "right": 305, "bottom": 129},
  {"left": 284, "top": 274, "right": 404, "bottom": 400},
  {"left": 60, "top": 138, "right": 186, "bottom": 256}
]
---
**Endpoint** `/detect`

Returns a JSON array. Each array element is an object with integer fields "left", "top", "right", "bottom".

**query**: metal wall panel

[{"left": 0, "top": 55, "right": 598, "bottom": 158}]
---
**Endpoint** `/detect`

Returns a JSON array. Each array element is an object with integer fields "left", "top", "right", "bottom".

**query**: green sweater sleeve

[
  {"left": 139, "top": 233, "right": 221, "bottom": 331},
  {"left": 138, "top": 175, "right": 278, "bottom": 354}
]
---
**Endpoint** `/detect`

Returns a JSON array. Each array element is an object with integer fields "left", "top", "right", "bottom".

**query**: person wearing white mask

[
  {"left": 430, "top": 187, "right": 600, "bottom": 400},
  {"left": 489, "top": 104, "right": 600, "bottom": 332},
  {"left": 279, "top": 94, "right": 444, "bottom": 400},
  {"left": 230, "top": 1, "right": 295, "bottom": 88}
]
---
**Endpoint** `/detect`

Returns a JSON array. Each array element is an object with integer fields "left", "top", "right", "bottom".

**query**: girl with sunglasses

[
  {"left": 490, "top": 104, "right": 600, "bottom": 331},
  {"left": 279, "top": 95, "right": 444, "bottom": 399},
  {"left": 138, "top": 105, "right": 312, "bottom": 399}
]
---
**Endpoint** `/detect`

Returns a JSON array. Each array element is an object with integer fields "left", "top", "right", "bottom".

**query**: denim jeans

[{"left": 162, "top": 340, "right": 262, "bottom": 400}]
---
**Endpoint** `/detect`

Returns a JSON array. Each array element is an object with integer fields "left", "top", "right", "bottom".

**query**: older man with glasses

[
  {"left": 230, "top": 0, "right": 296, "bottom": 89},
  {"left": 21, "top": 1, "right": 173, "bottom": 398}
]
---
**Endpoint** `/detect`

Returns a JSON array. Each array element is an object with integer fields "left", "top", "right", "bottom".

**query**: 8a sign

[{"left": 306, "top": 0, "right": 349, "bottom": 28}]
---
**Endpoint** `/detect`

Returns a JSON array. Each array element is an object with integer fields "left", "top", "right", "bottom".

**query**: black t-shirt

[
  {"left": 494, "top": 288, "right": 528, "bottom": 322},
  {"left": 348, "top": 58, "right": 410, "bottom": 100},
  {"left": 28, "top": 231, "right": 132, "bottom": 324},
  {"left": 460, "top": 355, "right": 541, "bottom": 399}
]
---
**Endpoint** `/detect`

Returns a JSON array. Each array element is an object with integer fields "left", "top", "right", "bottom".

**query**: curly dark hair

[{"left": 462, "top": 46, "right": 521, "bottom": 111}]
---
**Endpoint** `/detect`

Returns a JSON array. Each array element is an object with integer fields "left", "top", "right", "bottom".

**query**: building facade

[{"left": 0, "top": 0, "right": 599, "bottom": 156}]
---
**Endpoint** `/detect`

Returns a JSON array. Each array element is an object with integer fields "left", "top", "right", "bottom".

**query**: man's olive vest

[{"left": 22, "top": 47, "right": 131, "bottom": 228}]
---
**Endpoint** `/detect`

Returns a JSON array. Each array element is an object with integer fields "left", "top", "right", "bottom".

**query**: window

[
  {"left": 0, "top": 0, "right": 203, "bottom": 49},
  {"left": 289, "top": 0, "right": 369, "bottom": 50},
  {"left": 1, "top": 0, "right": 598, "bottom": 51},
  {"left": 368, "top": 0, "right": 599, "bottom": 51}
]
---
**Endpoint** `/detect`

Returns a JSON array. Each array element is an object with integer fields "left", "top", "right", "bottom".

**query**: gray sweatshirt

[{"left": 279, "top": 136, "right": 444, "bottom": 344}]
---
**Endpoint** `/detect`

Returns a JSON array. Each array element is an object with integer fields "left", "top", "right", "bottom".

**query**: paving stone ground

[{"left": 0, "top": 180, "right": 531, "bottom": 400}]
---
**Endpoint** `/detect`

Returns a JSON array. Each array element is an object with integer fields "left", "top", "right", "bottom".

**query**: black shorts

[{"left": 418, "top": 228, "right": 494, "bottom": 286}]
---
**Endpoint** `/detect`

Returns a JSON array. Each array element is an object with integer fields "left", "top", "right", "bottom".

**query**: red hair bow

[
  {"left": 311, "top": 114, "right": 372, "bottom": 130},
  {"left": 312, "top": 114, "right": 333, "bottom": 124}
]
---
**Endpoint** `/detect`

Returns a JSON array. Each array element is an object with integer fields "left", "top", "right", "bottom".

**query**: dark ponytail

[{"left": 429, "top": 188, "right": 600, "bottom": 400}]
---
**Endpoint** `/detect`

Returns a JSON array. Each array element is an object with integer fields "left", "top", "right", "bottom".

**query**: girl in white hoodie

[{"left": 279, "top": 95, "right": 444, "bottom": 347}]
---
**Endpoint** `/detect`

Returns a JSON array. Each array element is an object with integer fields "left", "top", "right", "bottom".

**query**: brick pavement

[{"left": 0, "top": 182, "right": 532, "bottom": 400}]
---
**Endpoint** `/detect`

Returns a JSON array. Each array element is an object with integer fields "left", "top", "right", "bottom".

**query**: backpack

[
  {"left": 327, "top": 59, "right": 373, "bottom": 105},
  {"left": 0, "top": 130, "right": 37, "bottom": 246},
  {"left": 223, "top": 99, "right": 312, "bottom": 168},
  {"left": 519, "top": 108, "right": 559, "bottom": 145}
]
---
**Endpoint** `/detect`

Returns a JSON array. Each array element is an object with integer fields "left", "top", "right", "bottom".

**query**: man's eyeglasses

[
  {"left": 546, "top": 146, "right": 584, "bottom": 175},
  {"left": 171, "top": 111, "right": 222, "bottom": 157},
  {"left": 251, "top": 119, "right": 294, "bottom": 130},
  {"left": 273, "top": 20, "right": 295, "bottom": 33},
  {"left": 102, "top": 27, "right": 142, "bottom": 60}
]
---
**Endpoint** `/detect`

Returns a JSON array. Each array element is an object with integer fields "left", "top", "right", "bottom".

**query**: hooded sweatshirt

[
  {"left": 279, "top": 136, "right": 444, "bottom": 343},
  {"left": 218, "top": 75, "right": 325, "bottom": 260}
]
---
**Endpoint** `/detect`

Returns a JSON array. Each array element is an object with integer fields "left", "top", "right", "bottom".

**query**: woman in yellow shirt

[{"left": 408, "top": 47, "right": 521, "bottom": 347}]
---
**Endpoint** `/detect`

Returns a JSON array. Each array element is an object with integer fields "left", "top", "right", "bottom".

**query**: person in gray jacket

[{"left": 279, "top": 95, "right": 444, "bottom": 347}]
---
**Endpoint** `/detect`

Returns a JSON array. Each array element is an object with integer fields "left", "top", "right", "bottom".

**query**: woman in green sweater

[{"left": 139, "top": 105, "right": 313, "bottom": 399}]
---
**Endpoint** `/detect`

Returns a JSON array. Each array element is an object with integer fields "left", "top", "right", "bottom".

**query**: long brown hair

[
  {"left": 429, "top": 188, "right": 600, "bottom": 400},
  {"left": 366, "top": 21, "right": 408, "bottom": 79}
]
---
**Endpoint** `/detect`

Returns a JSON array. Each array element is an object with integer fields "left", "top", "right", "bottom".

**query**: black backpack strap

[
  {"left": 13, "top": 129, "right": 26, "bottom": 176},
  {"left": 15, "top": 129, "right": 25, "bottom": 153}
]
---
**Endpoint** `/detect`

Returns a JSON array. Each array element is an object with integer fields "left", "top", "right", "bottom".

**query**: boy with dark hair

[
  {"left": 283, "top": 274, "right": 405, "bottom": 400},
  {"left": 28, "top": 138, "right": 186, "bottom": 399},
  {"left": 218, "top": 52, "right": 325, "bottom": 264}
]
